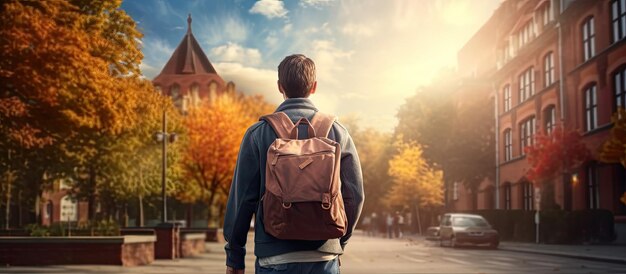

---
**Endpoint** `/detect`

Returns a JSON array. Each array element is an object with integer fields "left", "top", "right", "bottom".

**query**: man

[{"left": 224, "top": 54, "right": 364, "bottom": 274}]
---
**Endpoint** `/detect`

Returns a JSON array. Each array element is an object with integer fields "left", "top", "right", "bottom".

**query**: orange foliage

[{"left": 177, "top": 92, "right": 274, "bottom": 223}]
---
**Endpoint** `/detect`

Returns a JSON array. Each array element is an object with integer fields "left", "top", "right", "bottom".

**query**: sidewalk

[{"left": 499, "top": 241, "right": 626, "bottom": 265}]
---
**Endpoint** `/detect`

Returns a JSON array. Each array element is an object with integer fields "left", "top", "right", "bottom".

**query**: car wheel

[{"left": 489, "top": 240, "right": 499, "bottom": 249}]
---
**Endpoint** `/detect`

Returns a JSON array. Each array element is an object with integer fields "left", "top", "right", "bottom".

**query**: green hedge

[{"left": 450, "top": 209, "right": 615, "bottom": 244}]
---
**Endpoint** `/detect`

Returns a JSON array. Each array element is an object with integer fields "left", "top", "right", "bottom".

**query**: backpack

[{"left": 259, "top": 112, "right": 347, "bottom": 240}]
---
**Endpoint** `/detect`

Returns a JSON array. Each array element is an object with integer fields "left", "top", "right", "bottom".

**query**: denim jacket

[{"left": 223, "top": 98, "right": 364, "bottom": 269}]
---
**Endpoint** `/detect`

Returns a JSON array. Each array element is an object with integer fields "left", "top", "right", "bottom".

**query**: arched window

[
  {"left": 519, "top": 67, "right": 535, "bottom": 102},
  {"left": 582, "top": 17, "right": 595, "bottom": 62},
  {"left": 504, "top": 128, "right": 512, "bottom": 161},
  {"left": 60, "top": 195, "right": 78, "bottom": 222},
  {"left": 170, "top": 84, "right": 183, "bottom": 110},
  {"left": 584, "top": 84, "right": 598, "bottom": 131},
  {"left": 154, "top": 85, "right": 162, "bottom": 95},
  {"left": 544, "top": 105, "right": 556, "bottom": 134},
  {"left": 190, "top": 84, "right": 200, "bottom": 107},
  {"left": 586, "top": 162, "right": 600, "bottom": 209},
  {"left": 519, "top": 116, "right": 536, "bottom": 155},
  {"left": 522, "top": 181, "right": 534, "bottom": 211},
  {"left": 544, "top": 52, "right": 554, "bottom": 87},
  {"left": 208, "top": 81, "right": 218, "bottom": 100},
  {"left": 503, "top": 85, "right": 511, "bottom": 112},
  {"left": 611, "top": 0, "right": 626, "bottom": 43},
  {"left": 614, "top": 66, "right": 626, "bottom": 112}
]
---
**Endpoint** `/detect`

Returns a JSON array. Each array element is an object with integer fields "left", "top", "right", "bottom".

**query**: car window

[
  {"left": 452, "top": 216, "right": 489, "bottom": 227},
  {"left": 441, "top": 215, "right": 451, "bottom": 226}
]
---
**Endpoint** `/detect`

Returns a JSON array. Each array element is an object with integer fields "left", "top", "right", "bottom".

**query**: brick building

[{"left": 449, "top": 0, "right": 626, "bottom": 225}]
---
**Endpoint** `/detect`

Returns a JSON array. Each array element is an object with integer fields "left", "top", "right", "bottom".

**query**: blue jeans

[{"left": 255, "top": 258, "right": 339, "bottom": 274}]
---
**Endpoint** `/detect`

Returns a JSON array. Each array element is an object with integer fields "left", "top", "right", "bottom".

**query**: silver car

[{"left": 439, "top": 213, "right": 499, "bottom": 249}]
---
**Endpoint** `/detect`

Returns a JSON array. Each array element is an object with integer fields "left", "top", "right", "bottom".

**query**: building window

[
  {"left": 522, "top": 182, "right": 534, "bottom": 211},
  {"left": 504, "top": 85, "right": 512, "bottom": 112},
  {"left": 504, "top": 183, "right": 512, "bottom": 210},
  {"left": 612, "top": 0, "right": 626, "bottom": 43},
  {"left": 615, "top": 67, "right": 626, "bottom": 111},
  {"left": 190, "top": 84, "right": 200, "bottom": 107},
  {"left": 519, "top": 67, "right": 535, "bottom": 103},
  {"left": 520, "top": 117, "right": 536, "bottom": 155},
  {"left": 544, "top": 106, "right": 557, "bottom": 134},
  {"left": 518, "top": 21, "right": 535, "bottom": 49},
  {"left": 60, "top": 196, "right": 78, "bottom": 222},
  {"left": 452, "top": 182, "right": 459, "bottom": 201},
  {"left": 587, "top": 163, "right": 600, "bottom": 209},
  {"left": 504, "top": 129, "right": 513, "bottom": 161},
  {"left": 544, "top": 52, "right": 554, "bottom": 87},
  {"left": 585, "top": 84, "right": 598, "bottom": 131},
  {"left": 541, "top": 3, "right": 554, "bottom": 26},
  {"left": 582, "top": 17, "right": 595, "bottom": 62}
]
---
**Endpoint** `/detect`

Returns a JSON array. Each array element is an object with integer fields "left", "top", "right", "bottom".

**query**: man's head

[{"left": 277, "top": 54, "right": 317, "bottom": 98}]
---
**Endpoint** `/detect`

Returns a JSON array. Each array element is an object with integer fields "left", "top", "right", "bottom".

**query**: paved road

[{"left": 2, "top": 234, "right": 625, "bottom": 273}]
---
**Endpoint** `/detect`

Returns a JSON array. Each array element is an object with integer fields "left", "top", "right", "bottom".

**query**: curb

[{"left": 499, "top": 246, "right": 626, "bottom": 265}]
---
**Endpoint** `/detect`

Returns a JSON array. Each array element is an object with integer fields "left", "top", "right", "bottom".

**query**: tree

[
  {"left": 340, "top": 116, "right": 393, "bottom": 217},
  {"left": 600, "top": 108, "right": 626, "bottom": 206},
  {"left": 178, "top": 93, "right": 273, "bottom": 227},
  {"left": 525, "top": 127, "right": 590, "bottom": 209},
  {"left": 0, "top": 0, "right": 153, "bottom": 224},
  {"left": 386, "top": 139, "right": 444, "bottom": 233},
  {"left": 395, "top": 73, "right": 495, "bottom": 210}
]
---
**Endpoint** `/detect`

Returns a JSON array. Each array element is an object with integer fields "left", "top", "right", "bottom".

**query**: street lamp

[{"left": 155, "top": 110, "right": 177, "bottom": 224}]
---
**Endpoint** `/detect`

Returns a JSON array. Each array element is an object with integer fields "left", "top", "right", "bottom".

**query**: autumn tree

[
  {"left": 341, "top": 116, "right": 393, "bottom": 217},
  {"left": 0, "top": 0, "right": 155, "bottom": 224},
  {"left": 178, "top": 93, "right": 274, "bottom": 227},
  {"left": 387, "top": 139, "right": 444, "bottom": 233},
  {"left": 525, "top": 127, "right": 590, "bottom": 209},
  {"left": 395, "top": 72, "right": 495, "bottom": 209},
  {"left": 600, "top": 108, "right": 626, "bottom": 206}
]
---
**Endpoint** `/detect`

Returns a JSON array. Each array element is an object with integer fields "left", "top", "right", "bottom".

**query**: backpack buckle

[
  {"left": 282, "top": 202, "right": 292, "bottom": 209},
  {"left": 321, "top": 203, "right": 331, "bottom": 210}
]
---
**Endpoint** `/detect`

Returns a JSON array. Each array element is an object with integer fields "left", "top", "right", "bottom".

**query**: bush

[{"left": 23, "top": 220, "right": 121, "bottom": 237}]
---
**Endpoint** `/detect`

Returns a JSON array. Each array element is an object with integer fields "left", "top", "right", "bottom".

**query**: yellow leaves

[
  {"left": 177, "top": 92, "right": 275, "bottom": 204},
  {"left": 386, "top": 138, "right": 444, "bottom": 208},
  {"left": 600, "top": 108, "right": 626, "bottom": 167}
]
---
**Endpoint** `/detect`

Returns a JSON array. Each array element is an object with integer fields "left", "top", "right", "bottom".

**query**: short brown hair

[{"left": 278, "top": 54, "right": 316, "bottom": 98}]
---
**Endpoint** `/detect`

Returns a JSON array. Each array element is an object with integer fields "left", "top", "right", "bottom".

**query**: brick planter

[
  {"left": 179, "top": 232, "right": 206, "bottom": 258},
  {"left": 0, "top": 236, "right": 155, "bottom": 266},
  {"left": 154, "top": 223, "right": 180, "bottom": 259}
]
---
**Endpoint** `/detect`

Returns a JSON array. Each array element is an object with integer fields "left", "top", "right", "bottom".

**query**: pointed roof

[{"left": 157, "top": 14, "right": 218, "bottom": 75}]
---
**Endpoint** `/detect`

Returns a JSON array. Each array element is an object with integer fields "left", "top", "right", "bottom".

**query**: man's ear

[
  {"left": 277, "top": 80, "right": 286, "bottom": 96},
  {"left": 309, "top": 81, "right": 317, "bottom": 95}
]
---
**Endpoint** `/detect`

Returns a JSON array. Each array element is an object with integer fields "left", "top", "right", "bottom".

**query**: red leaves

[{"left": 525, "top": 127, "right": 590, "bottom": 184}]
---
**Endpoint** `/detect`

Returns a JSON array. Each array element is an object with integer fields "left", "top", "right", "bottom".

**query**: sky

[{"left": 122, "top": 0, "right": 501, "bottom": 132}]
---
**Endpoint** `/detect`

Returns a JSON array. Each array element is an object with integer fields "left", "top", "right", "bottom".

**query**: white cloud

[
  {"left": 265, "top": 33, "right": 278, "bottom": 48},
  {"left": 201, "top": 14, "right": 249, "bottom": 45},
  {"left": 283, "top": 23, "right": 293, "bottom": 33},
  {"left": 308, "top": 40, "right": 353, "bottom": 84},
  {"left": 210, "top": 43, "right": 262, "bottom": 66},
  {"left": 300, "top": 0, "right": 334, "bottom": 8},
  {"left": 214, "top": 62, "right": 282, "bottom": 105},
  {"left": 249, "top": 0, "right": 288, "bottom": 19},
  {"left": 341, "top": 23, "right": 376, "bottom": 37}
]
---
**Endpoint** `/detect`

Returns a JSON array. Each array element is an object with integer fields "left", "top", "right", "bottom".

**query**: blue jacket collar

[{"left": 275, "top": 98, "right": 318, "bottom": 112}]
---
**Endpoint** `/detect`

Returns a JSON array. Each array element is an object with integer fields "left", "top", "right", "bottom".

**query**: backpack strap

[
  {"left": 310, "top": 112, "right": 336, "bottom": 138},
  {"left": 260, "top": 112, "right": 294, "bottom": 139}
]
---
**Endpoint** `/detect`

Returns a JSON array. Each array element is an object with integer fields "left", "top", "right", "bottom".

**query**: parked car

[
  {"left": 439, "top": 213, "right": 499, "bottom": 249},
  {"left": 425, "top": 226, "right": 440, "bottom": 241}
]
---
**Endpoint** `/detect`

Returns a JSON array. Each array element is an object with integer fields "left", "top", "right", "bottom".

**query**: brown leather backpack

[{"left": 260, "top": 112, "right": 347, "bottom": 240}]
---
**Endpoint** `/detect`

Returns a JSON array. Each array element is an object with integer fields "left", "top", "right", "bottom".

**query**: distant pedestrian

[
  {"left": 386, "top": 213, "right": 394, "bottom": 239},
  {"left": 397, "top": 212, "right": 405, "bottom": 238},
  {"left": 369, "top": 212, "right": 378, "bottom": 237},
  {"left": 393, "top": 211, "right": 400, "bottom": 238}
]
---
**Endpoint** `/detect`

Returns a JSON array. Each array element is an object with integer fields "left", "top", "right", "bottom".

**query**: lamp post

[{"left": 155, "top": 111, "right": 176, "bottom": 224}]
